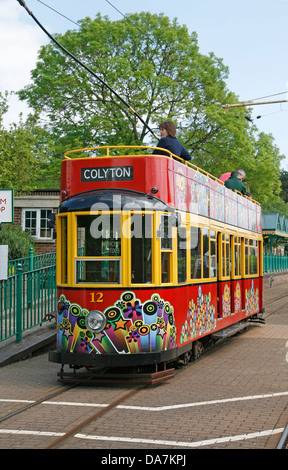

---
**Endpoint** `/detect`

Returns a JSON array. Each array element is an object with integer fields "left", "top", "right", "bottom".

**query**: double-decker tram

[{"left": 49, "top": 146, "right": 264, "bottom": 384}]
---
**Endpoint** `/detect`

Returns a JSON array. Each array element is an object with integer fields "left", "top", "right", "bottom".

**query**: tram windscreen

[{"left": 76, "top": 214, "right": 121, "bottom": 284}]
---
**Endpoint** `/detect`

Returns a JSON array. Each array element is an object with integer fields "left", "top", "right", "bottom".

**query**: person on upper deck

[
  {"left": 224, "top": 170, "right": 248, "bottom": 196},
  {"left": 152, "top": 121, "right": 191, "bottom": 161}
]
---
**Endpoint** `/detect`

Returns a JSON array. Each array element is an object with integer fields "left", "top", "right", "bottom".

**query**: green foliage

[
  {"left": 9, "top": 12, "right": 285, "bottom": 207},
  {"left": 0, "top": 224, "right": 35, "bottom": 260},
  {"left": 0, "top": 93, "right": 57, "bottom": 193}
]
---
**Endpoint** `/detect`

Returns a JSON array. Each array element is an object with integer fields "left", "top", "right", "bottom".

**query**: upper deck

[{"left": 60, "top": 146, "right": 262, "bottom": 234}]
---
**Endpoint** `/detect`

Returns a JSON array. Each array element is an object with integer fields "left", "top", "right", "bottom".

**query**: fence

[
  {"left": 263, "top": 254, "right": 288, "bottom": 273},
  {"left": 1, "top": 250, "right": 56, "bottom": 343}
]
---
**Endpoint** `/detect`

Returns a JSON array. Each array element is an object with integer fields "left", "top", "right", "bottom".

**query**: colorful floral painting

[
  {"left": 245, "top": 280, "right": 259, "bottom": 316},
  {"left": 222, "top": 283, "right": 231, "bottom": 317},
  {"left": 180, "top": 286, "right": 217, "bottom": 343},
  {"left": 234, "top": 281, "right": 241, "bottom": 313},
  {"left": 56, "top": 292, "right": 176, "bottom": 355}
]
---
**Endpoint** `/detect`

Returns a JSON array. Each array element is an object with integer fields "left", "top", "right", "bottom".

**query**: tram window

[
  {"left": 245, "top": 239, "right": 258, "bottom": 275},
  {"left": 210, "top": 231, "right": 216, "bottom": 278},
  {"left": 250, "top": 240, "right": 258, "bottom": 275},
  {"left": 77, "top": 214, "right": 121, "bottom": 257},
  {"left": 161, "top": 252, "right": 171, "bottom": 283},
  {"left": 221, "top": 233, "right": 230, "bottom": 278},
  {"left": 191, "top": 227, "right": 201, "bottom": 279},
  {"left": 60, "top": 216, "right": 67, "bottom": 284},
  {"left": 131, "top": 214, "right": 152, "bottom": 284},
  {"left": 160, "top": 214, "right": 173, "bottom": 250},
  {"left": 177, "top": 226, "right": 187, "bottom": 283},
  {"left": 203, "top": 229, "right": 217, "bottom": 279},
  {"left": 76, "top": 259, "right": 120, "bottom": 283},
  {"left": 203, "top": 229, "right": 209, "bottom": 278},
  {"left": 233, "top": 236, "right": 241, "bottom": 277},
  {"left": 245, "top": 238, "right": 249, "bottom": 275}
]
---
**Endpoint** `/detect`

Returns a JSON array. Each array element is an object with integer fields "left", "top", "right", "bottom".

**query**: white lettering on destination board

[{"left": 81, "top": 166, "right": 133, "bottom": 182}]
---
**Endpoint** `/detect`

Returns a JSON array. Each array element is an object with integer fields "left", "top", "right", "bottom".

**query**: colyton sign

[{"left": 81, "top": 166, "right": 133, "bottom": 182}]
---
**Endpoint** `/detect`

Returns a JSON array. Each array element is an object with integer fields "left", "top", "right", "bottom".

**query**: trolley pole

[{"left": 222, "top": 99, "right": 288, "bottom": 112}]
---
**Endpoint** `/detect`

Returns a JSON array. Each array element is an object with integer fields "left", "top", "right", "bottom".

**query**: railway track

[{"left": 0, "top": 381, "right": 148, "bottom": 449}]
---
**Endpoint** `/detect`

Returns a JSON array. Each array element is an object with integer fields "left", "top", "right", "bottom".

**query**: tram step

[
  {"left": 57, "top": 368, "right": 175, "bottom": 385},
  {"left": 211, "top": 321, "right": 249, "bottom": 340}
]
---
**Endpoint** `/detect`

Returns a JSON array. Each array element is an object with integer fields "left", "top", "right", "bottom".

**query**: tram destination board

[{"left": 81, "top": 166, "right": 134, "bottom": 182}]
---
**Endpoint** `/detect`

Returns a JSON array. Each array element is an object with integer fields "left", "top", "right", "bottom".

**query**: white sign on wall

[
  {"left": 0, "top": 245, "right": 8, "bottom": 280},
  {"left": 0, "top": 189, "right": 14, "bottom": 223}
]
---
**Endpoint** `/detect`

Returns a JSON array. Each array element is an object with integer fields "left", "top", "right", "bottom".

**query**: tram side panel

[{"left": 55, "top": 277, "right": 261, "bottom": 367}]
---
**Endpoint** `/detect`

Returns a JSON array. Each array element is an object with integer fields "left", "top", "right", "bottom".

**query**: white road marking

[
  {"left": 0, "top": 428, "right": 282, "bottom": 447},
  {"left": 118, "top": 391, "right": 288, "bottom": 411},
  {"left": 0, "top": 399, "right": 34, "bottom": 404},
  {"left": 1, "top": 390, "right": 288, "bottom": 411},
  {"left": 42, "top": 401, "right": 109, "bottom": 407},
  {"left": 75, "top": 428, "right": 284, "bottom": 447},
  {"left": 0, "top": 429, "right": 64, "bottom": 437}
]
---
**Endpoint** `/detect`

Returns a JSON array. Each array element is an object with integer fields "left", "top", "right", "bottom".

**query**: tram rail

[
  {"left": 0, "top": 380, "right": 148, "bottom": 449},
  {"left": 277, "top": 424, "right": 288, "bottom": 449}
]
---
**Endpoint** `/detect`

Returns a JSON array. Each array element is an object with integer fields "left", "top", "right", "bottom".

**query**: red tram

[{"left": 49, "top": 146, "right": 264, "bottom": 383}]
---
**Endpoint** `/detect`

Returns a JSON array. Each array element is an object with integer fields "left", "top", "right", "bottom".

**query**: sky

[{"left": 1, "top": 0, "right": 288, "bottom": 169}]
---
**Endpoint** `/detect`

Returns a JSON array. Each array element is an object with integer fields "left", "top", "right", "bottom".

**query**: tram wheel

[{"left": 192, "top": 340, "right": 204, "bottom": 360}]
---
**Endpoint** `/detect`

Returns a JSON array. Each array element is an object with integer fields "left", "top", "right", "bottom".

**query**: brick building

[{"left": 14, "top": 189, "right": 60, "bottom": 255}]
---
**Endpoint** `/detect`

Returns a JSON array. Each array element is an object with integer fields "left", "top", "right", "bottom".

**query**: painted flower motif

[
  {"left": 116, "top": 301, "right": 125, "bottom": 310},
  {"left": 80, "top": 334, "right": 92, "bottom": 352},
  {"left": 123, "top": 300, "right": 142, "bottom": 319},
  {"left": 127, "top": 330, "right": 140, "bottom": 343}
]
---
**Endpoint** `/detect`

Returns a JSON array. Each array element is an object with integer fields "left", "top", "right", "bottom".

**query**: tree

[
  {"left": 0, "top": 224, "right": 35, "bottom": 260},
  {"left": 0, "top": 92, "right": 53, "bottom": 193},
  {"left": 18, "top": 15, "right": 232, "bottom": 160},
  {"left": 18, "top": 12, "right": 284, "bottom": 204}
]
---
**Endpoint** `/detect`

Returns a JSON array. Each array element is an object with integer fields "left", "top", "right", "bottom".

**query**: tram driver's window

[
  {"left": 76, "top": 214, "right": 121, "bottom": 284},
  {"left": 191, "top": 227, "right": 201, "bottom": 279},
  {"left": 160, "top": 214, "right": 173, "bottom": 250},
  {"left": 131, "top": 214, "right": 152, "bottom": 283},
  {"left": 77, "top": 214, "right": 121, "bottom": 256}
]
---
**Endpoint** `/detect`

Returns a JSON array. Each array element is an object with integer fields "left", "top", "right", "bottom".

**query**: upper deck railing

[
  {"left": 61, "top": 145, "right": 261, "bottom": 233},
  {"left": 63, "top": 145, "right": 258, "bottom": 200}
]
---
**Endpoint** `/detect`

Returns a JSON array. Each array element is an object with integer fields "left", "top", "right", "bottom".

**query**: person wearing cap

[{"left": 224, "top": 170, "right": 247, "bottom": 195}]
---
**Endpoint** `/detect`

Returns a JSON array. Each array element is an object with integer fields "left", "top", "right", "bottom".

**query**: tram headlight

[{"left": 86, "top": 310, "right": 106, "bottom": 333}]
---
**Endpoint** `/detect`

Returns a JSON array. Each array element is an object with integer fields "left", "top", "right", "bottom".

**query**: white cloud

[{"left": 0, "top": 0, "right": 45, "bottom": 124}]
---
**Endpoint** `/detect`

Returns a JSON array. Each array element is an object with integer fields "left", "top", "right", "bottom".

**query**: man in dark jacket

[
  {"left": 224, "top": 170, "right": 247, "bottom": 195},
  {"left": 153, "top": 121, "right": 191, "bottom": 161}
]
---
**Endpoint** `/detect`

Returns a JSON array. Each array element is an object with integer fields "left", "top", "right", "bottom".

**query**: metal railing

[
  {"left": 8, "top": 248, "right": 56, "bottom": 276},
  {"left": 1, "top": 250, "right": 56, "bottom": 343},
  {"left": 263, "top": 254, "right": 288, "bottom": 273}
]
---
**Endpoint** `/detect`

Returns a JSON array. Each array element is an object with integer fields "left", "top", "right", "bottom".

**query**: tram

[{"left": 49, "top": 146, "right": 264, "bottom": 383}]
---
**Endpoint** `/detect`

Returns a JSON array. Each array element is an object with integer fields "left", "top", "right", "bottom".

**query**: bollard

[{"left": 16, "top": 263, "right": 23, "bottom": 342}]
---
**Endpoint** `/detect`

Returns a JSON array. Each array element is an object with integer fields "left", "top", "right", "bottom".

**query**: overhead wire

[
  {"left": 35, "top": 0, "right": 80, "bottom": 28},
  {"left": 17, "top": 0, "right": 159, "bottom": 140},
  {"left": 246, "top": 91, "right": 288, "bottom": 102}
]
